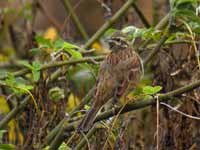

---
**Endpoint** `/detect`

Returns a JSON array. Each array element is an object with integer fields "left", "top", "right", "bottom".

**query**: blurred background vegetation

[{"left": 0, "top": 0, "right": 200, "bottom": 150}]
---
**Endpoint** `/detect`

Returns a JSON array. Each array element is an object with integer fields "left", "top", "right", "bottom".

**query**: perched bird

[{"left": 78, "top": 31, "right": 144, "bottom": 132}]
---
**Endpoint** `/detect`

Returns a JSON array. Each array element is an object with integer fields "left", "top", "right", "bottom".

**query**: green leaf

[
  {"left": 32, "top": 70, "right": 40, "bottom": 82},
  {"left": 35, "top": 35, "right": 52, "bottom": 49},
  {"left": 104, "top": 28, "right": 118, "bottom": 37},
  {"left": 170, "top": 0, "right": 197, "bottom": 9},
  {"left": 176, "top": 0, "right": 197, "bottom": 8},
  {"left": 54, "top": 39, "right": 80, "bottom": 50},
  {"left": 0, "top": 144, "right": 15, "bottom": 150},
  {"left": 58, "top": 142, "right": 71, "bottom": 150},
  {"left": 48, "top": 87, "right": 65, "bottom": 102},
  {"left": 32, "top": 61, "right": 42, "bottom": 82},
  {"left": 29, "top": 48, "right": 41, "bottom": 55},
  {"left": 63, "top": 44, "right": 82, "bottom": 59},
  {"left": 63, "top": 48, "right": 82, "bottom": 59},
  {"left": 18, "top": 60, "right": 41, "bottom": 82},
  {"left": 43, "top": 146, "right": 49, "bottom": 150},
  {"left": 121, "top": 26, "right": 157, "bottom": 42},
  {"left": 5, "top": 75, "right": 33, "bottom": 95},
  {"left": 131, "top": 87, "right": 143, "bottom": 96},
  {"left": 53, "top": 39, "right": 82, "bottom": 59},
  {"left": 63, "top": 41, "right": 80, "bottom": 50},
  {"left": 142, "top": 86, "right": 162, "bottom": 95},
  {"left": 174, "top": 9, "right": 200, "bottom": 24},
  {"left": 0, "top": 130, "right": 7, "bottom": 142},
  {"left": 18, "top": 60, "right": 33, "bottom": 70},
  {"left": 32, "top": 61, "right": 42, "bottom": 71},
  {"left": 84, "top": 105, "right": 90, "bottom": 110}
]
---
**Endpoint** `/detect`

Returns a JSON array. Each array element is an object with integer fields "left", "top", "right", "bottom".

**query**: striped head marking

[{"left": 107, "top": 31, "right": 129, "bottom": 52}]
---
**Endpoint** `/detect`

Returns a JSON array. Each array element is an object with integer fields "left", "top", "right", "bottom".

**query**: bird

[{"left": 78, "top": 31, "right": 144, "bottom": 132}]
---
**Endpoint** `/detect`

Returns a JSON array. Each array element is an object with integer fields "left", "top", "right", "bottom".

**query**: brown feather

[{"left": 78, "top": 33, "right": 143, "bottom": 132}]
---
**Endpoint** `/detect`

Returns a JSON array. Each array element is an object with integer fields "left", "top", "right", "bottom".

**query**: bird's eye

[{"left": 116, "top": 38, "right": 120, "bottom": 42}]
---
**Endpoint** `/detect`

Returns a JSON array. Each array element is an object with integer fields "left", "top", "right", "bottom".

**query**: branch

[
  {"left": 62, "top": 79, "right": 200, "bottom": 133},
  {"left": 41, "top": 88, "right": 95, "bottom": 148},
  {"left": 61, "top": 0, "right": 89, "bottom": 40},
  {"left": 0, "top": 96, "right": 30, "bottom": 129},
  {"left": 74, "top": 125, "right": 97, "bottom": 150},
  {"left": 132, "top": 2, "right": 150, "bottom": 28},
  {"left": 0, "top": 56, "right": 105, "bottom": 80},
  {"left": 37, "top": 1, "right": 62, "bottom": 30},
  {"left": 42, "top": 11, "right": 168, "bottom": 148},
  {"left": 139, "top": 13, "right": 170, "bottom": 50},
  {"left": 84, "top": 0, "right": 136, "bottom": 49},
  {"left": 48, "top": 122, "right": 66, "bottom": 150},
  {"left": 143, "top": 33, "right": 169, "bottom": 65}
]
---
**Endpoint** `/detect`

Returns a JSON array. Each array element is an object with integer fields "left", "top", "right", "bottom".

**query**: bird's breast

[{"left": 106, "top": 49, "right": 133, "bottom": 65}]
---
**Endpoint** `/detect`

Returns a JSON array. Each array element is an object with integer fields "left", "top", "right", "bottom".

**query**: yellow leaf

[
  {"left": 43, "top": 27, "right": 58, "bottom": 41},
  {"left": 0, "top": 96, "right": 24, "bottom": 144},
  {"left": 16, "top": 124, "right": 24, "bottom": 145},
  {"left": 8, "top": 121, "right": 16, "bottom": 143},
  {"left": 0, "top": 54, "right": 8, "bottom": 62},
  {"left": 92, "top": 42, "right": 110, "bottom": 54},
  {"left": 66, "top": 93, "right": 80, "bottom": 112},
  {"left": 0, "top": 96, "right": 10, "bottom": 114},
  {"left": 42, "top": 27, "right": 58, "bottom": 53},
  {"left": 92, "top": 42, "right": 102, "bottom": 51}
]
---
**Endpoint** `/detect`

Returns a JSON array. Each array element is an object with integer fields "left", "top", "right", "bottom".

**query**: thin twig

[
  {"left": 84, "top": 0, "right": 136, "bottom": 49},
  {"left": 48, "top": 122, "right": 66, "bottom": 150},
  {"left": 61, "top": 79, "right": 200, "bottom": 133},
  {"left": 41, "top": 87, "right": 95, "bottom": 148},
  {"left": 0, "top": 96, "right": 30, "bottom": 129},
  {"left": 143, "top": 33, "right": 169, "bottom": 65},
  {"left": 160, "top": 102, "right": 200, "bottom": 120},
  {"left": 61, "top": 0, "right": 89, "bottom": 40},
  {"left": 37, "top": 1, "right": 62, "bottom": 30},
  {"left": 139, "top": 13, "right": 170, "bottom": 50},
  {"left": 74, "top": 125, "right": 97, "bottom": 150},
  {"left": 81, "top": 132, "right": 91, "bottom": 150},
  {"left": 132, "top": 2, "right": 150, "bottom": 27},
  {"left": 156, "top": 95, "right": 160, "bottom": 150},
  {"left": 0, "top": 56, "right": 105, "bottom": 80}
]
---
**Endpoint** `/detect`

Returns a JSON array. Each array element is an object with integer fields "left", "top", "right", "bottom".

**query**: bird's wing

[
  {"left": 115, "top": 52, "right": 143, "bottom": 97},
  {"left": 93, "top": 61, "right": 118, "bottom": 106},
  {"left": 78, "top": 61, "right": 117, "bottom": 132}
]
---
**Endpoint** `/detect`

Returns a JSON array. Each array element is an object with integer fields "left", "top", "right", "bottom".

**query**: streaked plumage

[{"left": 78, "top": 31, "right": 143, "bottom": 132}]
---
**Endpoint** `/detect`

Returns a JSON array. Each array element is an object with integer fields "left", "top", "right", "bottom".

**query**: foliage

[
  {"left": 0, "top": 0, "right": 200, "bottom": 149},
  {"left": 18, "top": 60, "right": 42, "bottom": 82},
  {"left": 5, "top": 74, "right": 33, "bottom": 95},
  {"left": 142, "top": 85, "right": 162, "bottom": 95},
  {"left": 48, "top": 87, "right": 65, "bottom": 102},
  {"left": 170, "top": 0, "right": 200, "bottom": 34},
  {"left": 0, "top": 130, "right": 15, "bottom": 150}
]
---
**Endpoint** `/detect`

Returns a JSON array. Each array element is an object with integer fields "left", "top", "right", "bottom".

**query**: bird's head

[{"left": 107, "top": 31, "right": 129, "bottom": 52}]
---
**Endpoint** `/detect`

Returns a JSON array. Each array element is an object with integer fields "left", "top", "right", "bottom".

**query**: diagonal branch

[
  {"left": 84, "top": 0, "right": 136, "bottom": 49},
  {"left": 0, "top": 56, "right": 105, "bottom": 80},
  {"left": 61, "top": 0, "right": 89, "bottom": 40},
  {"left": 62, "top": 79, "right": 200, "bottom": 133},
  {"left": 0, "top": 96, "right": 30, "bottom": 129},
  {"left": 132, "top": 2, "right": 150, "bottom": 28}
]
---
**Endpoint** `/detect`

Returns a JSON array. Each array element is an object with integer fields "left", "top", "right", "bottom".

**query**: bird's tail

[{"left": 78, "top": 106, "right": 100, "bottom": 132}]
